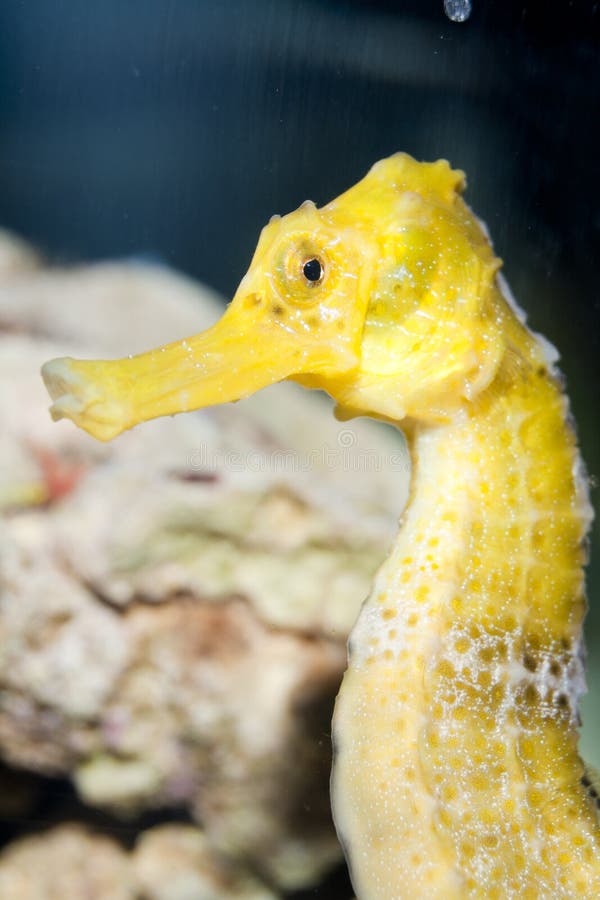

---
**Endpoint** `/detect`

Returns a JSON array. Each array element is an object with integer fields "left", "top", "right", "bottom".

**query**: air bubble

[{"left": 443, "top": 0, "right": 472, "bottom": 23}]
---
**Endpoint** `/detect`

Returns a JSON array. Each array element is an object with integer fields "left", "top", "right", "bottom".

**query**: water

[{"left": 444, "top": 0, "right": 472, "bottom": 23}]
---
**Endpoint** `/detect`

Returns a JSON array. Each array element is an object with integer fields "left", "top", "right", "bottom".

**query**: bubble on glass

[{"left": 443, "top": 0, "right": 472, "bottom": 23}]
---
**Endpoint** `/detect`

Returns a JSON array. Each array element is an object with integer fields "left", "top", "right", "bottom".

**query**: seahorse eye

[
  {"left": 274, "top": 240, "right": 331, "bottom": 305},
  {"left": 302, "top": 256, "right": 324, "bottom": 285}
]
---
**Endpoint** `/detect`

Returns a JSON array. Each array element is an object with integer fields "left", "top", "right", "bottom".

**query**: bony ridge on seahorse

[{"left": 41, "top": 153, "right": 598, "bottom": 898}]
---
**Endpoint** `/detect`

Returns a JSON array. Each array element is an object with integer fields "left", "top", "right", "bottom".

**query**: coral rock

[{"left": 0, "top": 234, "right": 407, "bottom": 890}]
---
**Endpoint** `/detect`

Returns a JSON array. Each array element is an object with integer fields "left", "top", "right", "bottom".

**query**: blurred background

[{"left": 0, "top": 0, "right": 598, "bottom": 896}]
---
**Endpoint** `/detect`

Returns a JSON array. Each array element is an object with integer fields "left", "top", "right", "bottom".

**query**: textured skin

[
  {"left": 42, "top": 154, "right": 598, "bottom": 897},
  {"left": 333, "top": 373, "right": 596, "bottom": 898}
]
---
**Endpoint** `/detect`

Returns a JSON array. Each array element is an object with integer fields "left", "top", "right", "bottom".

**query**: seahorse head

[{"left": 42, "top": 154, "right": 526, "bottom": 439}]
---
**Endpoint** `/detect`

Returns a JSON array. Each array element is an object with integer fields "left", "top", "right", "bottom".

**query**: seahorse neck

[{"left": 400, "top": 357, "right": 591, "bottom": 648}]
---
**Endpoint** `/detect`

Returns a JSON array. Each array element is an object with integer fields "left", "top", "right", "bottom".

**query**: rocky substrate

[{"left": 0, "top": 232, "right": 407, "bottom": 897}]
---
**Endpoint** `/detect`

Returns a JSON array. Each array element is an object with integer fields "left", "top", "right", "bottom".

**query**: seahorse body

[
  {"left": 41, "top": 154, "right": 599, "bottom": 897},
  {"left": 333, "top": 358, "right": 597, "bottom": 898}
]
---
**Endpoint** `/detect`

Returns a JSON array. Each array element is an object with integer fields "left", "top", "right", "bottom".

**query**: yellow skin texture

[{"left": 42, "top": 154, "right": 598, "bottom": 898}]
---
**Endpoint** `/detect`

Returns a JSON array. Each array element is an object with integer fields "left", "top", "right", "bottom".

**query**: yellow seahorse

[{"left": 41, "top": 154, "right": 598, "bottom": 898}]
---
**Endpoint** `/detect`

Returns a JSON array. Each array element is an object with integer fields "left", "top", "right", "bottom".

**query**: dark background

[{"left": 0, "top": 1, "right": 598, "bottom": 895}]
